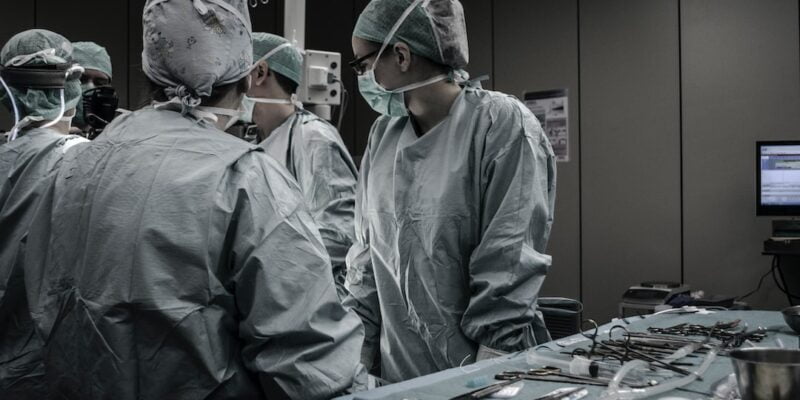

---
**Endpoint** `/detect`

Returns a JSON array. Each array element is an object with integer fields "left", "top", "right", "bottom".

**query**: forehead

[
  {"left": 82, "top": 69, "right": 110, "bottom": 82},
  {"left": 351, "top": 36, "right": 380, "bottom": 58}
]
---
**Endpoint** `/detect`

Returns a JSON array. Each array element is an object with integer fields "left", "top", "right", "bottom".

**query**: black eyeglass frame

[{"left": 348, "top": 50, "right": 379, "bottom": 75}]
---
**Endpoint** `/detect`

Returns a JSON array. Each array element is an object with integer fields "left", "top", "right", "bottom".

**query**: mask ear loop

[
  {"left": 367, "top": 0, "right": 428, "bottom": 95},
  {"left": 247, "top": 45, "right": 301, "bottom": 108},
  {"left": 40, "top": 89, "right": 66, "bottom": 130},
  {"left": 40, "top": 65, "right": 83, "bottom": 131},
  {"left": 0, "top": 75, "right": 21, "bottom": 141}
]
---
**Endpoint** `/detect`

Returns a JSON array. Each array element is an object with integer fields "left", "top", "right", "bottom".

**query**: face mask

[
  {"left": 358, "top": 69, "right": 446, "bottom": 117},
  {"left": 355, "top": 0, "right": 447, "bottom": 117},
  {"left": 74, "top": 82, "right": 96, "bottom": 128},
  {"left": 74, "top": 94, "right": 86, "bottom": 128},
  {"left": 240, "top": 95, "right": 296, "bottom": 125}
]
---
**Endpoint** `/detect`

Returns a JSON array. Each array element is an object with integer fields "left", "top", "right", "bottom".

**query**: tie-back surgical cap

[
  {"left": 252, "top": 32, "right": 303, "bottom": 87},
  {"left": 73, "top": 41, "right": 113, "bottom": 80},
  {"left": 354, "top": 0, "right": 469, "bottom": 69},
  {"left": 142, "top": 0, "right": 253, "bottom": 107},
  {"left": 0, "top": 29, "right": 82, "bottom": 121}
]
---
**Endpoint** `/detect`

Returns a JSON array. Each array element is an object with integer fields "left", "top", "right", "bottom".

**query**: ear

[
  {"left": 393, "top": 42, "right": 412, "bottom": 73},
  {"left": 252, "top": 60, "right": 270, "bottom": 87}
]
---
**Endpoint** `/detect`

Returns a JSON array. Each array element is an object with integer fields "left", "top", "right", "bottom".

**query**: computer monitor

[{"left": 757, "top": 141, "right": 800, "bottom": 216}]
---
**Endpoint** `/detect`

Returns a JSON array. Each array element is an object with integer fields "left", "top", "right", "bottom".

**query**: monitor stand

[
  {"left": 773, "top": 219, "right": 800, "bottom": 238},
  {"left": 764, "top": 233, "right": 800, "bottom": 306}
]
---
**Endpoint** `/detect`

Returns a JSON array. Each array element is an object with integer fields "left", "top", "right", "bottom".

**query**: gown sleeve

[
  {"left": 460, "top": 100, "right": 557, "bottom": 353},
  {"left": 229, "top": 152, "right": 366, "bottom": 399},
  {"left": 342, "top": 128, "right": 383, "bottom": 372}
]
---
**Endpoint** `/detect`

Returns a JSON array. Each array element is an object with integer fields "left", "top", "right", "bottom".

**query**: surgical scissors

[
  {"left": 495, "top": 367, "right": 608, "bottom": 385},
  {"left": 448, "top": 377, "right": 522, "bottom": 400},
  {"left": 533, "top": 387, "right": 588, "bottom": 400},
  {"left": 572, "top": 322, "right": 697, "bottom": 377}
]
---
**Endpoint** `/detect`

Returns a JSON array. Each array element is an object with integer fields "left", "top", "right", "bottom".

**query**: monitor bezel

[{"left": 756, "top": 140, "right": 800, "bottom": 217}]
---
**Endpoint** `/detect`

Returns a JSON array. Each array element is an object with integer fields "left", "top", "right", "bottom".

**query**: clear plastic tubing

[
  {"left": 600, "top": 349, "right": 718, "bottom": 400},
  {"left": 526, "top": 352, "right": 649, "bottom": 385}
]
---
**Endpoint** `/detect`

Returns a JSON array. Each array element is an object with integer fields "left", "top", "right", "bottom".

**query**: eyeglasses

[{"left": 348, "top": 50, "right": 378, "bottom": 76}]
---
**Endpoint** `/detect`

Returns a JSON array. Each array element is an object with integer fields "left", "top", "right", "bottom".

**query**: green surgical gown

[
  {"left": 0, "top": 129, "right": 86, "bottom": 398},
  {"left": 260, "top": 109, "right": 358, "bottom": 300},
  {"left": 23, "top": 108, "right": 365, "bottom": 399},
  {"left": 344, "top": 87, "right": 557, "bottom": 383}
]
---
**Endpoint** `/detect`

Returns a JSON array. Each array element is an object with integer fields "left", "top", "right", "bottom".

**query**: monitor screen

[{"left": 757, "top": 141, "right": 800, "bottom": 216}]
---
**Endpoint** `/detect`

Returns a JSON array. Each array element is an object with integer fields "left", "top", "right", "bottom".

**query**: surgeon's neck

[
  {"left": 205, "top": 90, "right": 245, "bottom": 131},
  {"left": 405, "top": 80, "right": 462, "bottom": 136},
  {"left": 253, "top": 104, "right": 296, "bottom": 142},
  {"left": 48, "top": 120, "right": 72, "bottom": 134},
  {"left": 30, "top": 119, "right": 72, "bottom": 134}
]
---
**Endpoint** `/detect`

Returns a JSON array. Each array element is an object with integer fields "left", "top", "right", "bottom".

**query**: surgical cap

[
  {"left": 72, "top": 41, "right": 113, "bottom": 80},
  {"left": 142, "top": 0, "right": 253, "bottom": 103},
  {"left": 0, "top": 29, "right": 82, "bottom": 120},
  {"left": 252, "top": 32, "right": 303, "bottom": 86},
  {"left": 354, "top": 0, "right": 469, "bottom": 69}
]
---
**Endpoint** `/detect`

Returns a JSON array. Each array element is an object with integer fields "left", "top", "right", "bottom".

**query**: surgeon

[
  {"left": 344, "top": 0, "right": 557, "bottom": 382},
  {"left": 245, "top": 32, "right": 358, "bottom": 300},
  {"left": 0, "top": 29, "right": 88, "bottom": 398},
  {"left": 23, "top": 1, "right": 365, "bottom": 399},
  {"left": 70, "top": 41, "right": 118, "bottom": 137}
]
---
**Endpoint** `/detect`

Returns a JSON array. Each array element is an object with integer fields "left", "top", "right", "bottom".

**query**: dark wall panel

[
  {"left": 0, "top": 3, "right": 34, "bottom": 44},
  {"left": 251, "top": 0, "right": 283, "bottom": 35},
  {"left": 495, "top": 0, "right": 580, "bottom": 300},
  {"left": 0, "top": 3, "right": 36, "bottom": 128},
  {"left": 306, "top": 0, "right": 357, "bottom": 154},
  {"left": 461, "top": 0, "right": 493, "bottom": 90},
  {"left": 682, "top": 0, "right": 800, "bottom": 309},
  {"left": 128, "top": 0, "right": 147, "bottom": 110},
  {"left": 580, "top": 0, "right": 682, "bottom": 321},
  {"left": 352, "top": 0, "right": 378, "bottom": 158}
]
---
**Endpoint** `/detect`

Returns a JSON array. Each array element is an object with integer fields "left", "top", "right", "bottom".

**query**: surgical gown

[
  {"left": 23, "top": 108, "right": 365, "bottom": 400},
  {"left": 344, "top": 87, "right": 557, "bottom": 382},
  {"left": 260, "top": 109, "right": 358, "bottom": 300},
  {"left": 0, "top": 129, "right": 86, "bottom": 398}
]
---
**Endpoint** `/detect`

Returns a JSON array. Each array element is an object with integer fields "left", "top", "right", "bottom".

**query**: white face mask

[{"left": 240, "top": 95, "right": 296, "bottom": 125}]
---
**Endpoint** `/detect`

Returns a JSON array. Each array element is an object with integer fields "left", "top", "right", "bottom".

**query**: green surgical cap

[
  {"left": 72, "top": 41, "right": 113, "bottom": 80},
  {"left": 252, "top": 32, "right": 303, "bottom": 86},
  {"left": 354, "top": 0, "right": 469, "bottom": 69},
  {"left": 0, "top": 29, "right": 82, "bottom": 121}
]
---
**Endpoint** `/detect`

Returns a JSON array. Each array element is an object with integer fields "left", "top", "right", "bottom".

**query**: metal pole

[{"left": 283, "top": 0, "right": 306, "bottom": 50}]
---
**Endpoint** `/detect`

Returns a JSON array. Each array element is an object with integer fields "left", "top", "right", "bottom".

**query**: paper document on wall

[{"left": 524, "top": 89, "right": 569, "bottom": 162}]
